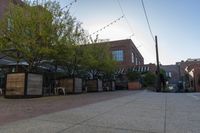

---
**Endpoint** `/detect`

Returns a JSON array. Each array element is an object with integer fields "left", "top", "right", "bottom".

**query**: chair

[{"left": 54, "top": 87, "right": 66, "bottom": 95}]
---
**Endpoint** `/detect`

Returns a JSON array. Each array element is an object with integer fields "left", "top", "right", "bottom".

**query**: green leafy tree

[
  {"left": 53, "top": 44, "right": 87, "bottom": 78},
  {"left": 126, "top": 71, "right": 141, "bottom": 82},
  {"left": 45, "top": 1, "right": 88, "bottom": 77},
  {"left": 0, "top": 1, "right": 57, "bottom": 72},
  {"left": 0, "top": 1, "right": 87, "bottom": 73},
  {"left": 82, "top": 43, "right": 116, "bottom": 80},
  {"left": 143, "top": 72, "right": 156, "bottom": 87}
]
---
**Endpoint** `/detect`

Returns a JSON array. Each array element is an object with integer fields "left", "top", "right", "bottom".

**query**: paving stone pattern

[{"left": 0, "top": 91, "right": 200, "bottom": 133}]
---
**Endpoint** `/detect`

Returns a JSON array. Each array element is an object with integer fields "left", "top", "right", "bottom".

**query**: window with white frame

[
  {"left": 131, "top": 52, "right": 134, "bottom": 63},
  {"left": 112, "top": 50, "right": 124, "bottom": 62}
]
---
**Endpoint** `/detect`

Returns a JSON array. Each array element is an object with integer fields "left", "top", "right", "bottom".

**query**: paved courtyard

[
  {"left": 0, "top": 91, "right": 133, "bottom": 125},
  {"left": 0, "top": 90, "right": 200, "bottom": 133}
]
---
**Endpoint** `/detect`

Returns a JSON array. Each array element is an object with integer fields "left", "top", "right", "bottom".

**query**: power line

[
  {"left": 86, "top": 15, "right": 124, "bottom": 38},
  {"left": 116, "top": 0, "right": 134, "bottom": 35},
  {"left": 141, "top": 0, "right": 155, "bottom": 41},
  {"left": 127, "top": 33, "right": 134, "bottom": 39},
  {"left": 141, "top": 0, "right": 160, "bottom": 86},
  {"left": 61, "top": 0, "right": 77, "bottom": 11},
  {"left": 116, "top": 0, "right": 145, "bottom": 49}
]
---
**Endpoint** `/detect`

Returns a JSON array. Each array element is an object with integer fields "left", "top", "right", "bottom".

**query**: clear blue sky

[{"left": 43, "top": 0, "right": 200, "bottom": 65}]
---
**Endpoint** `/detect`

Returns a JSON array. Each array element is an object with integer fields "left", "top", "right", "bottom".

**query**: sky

[{"left": 38, "top": 0, "right": 200, "bottom": 65}]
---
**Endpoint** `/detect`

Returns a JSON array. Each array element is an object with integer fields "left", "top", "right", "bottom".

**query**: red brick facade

[
  {"left": 0, "top": 0, "right": 23, "bottom": 20},
  {"left": 107, "top": 39, "right": 144, "bottom": 69},
  {"left": 177, "top": 59, "right": 200, "bottom": 92},
  {"left": 185, "top": 63, "right": 200, "bottom": 92},
  {"left": 105, "top": 39, "right": 156, "bottom": 74}
]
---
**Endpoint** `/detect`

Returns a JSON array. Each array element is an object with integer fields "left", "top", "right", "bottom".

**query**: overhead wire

[
  {"left": 86, "top": 15, "right": 124, "bottom": 38},
  {"left": 116, "top": 0, "right": 144, "bottom": 48},
  {"left": 116, "top": 0, "right": 135, "bottom": 34},
  {"left": 61, "top": 0, "right": 77, "bottom": 11},
  {"left": 141, "top": 0, "right": 155, "bottom": 41},
  {"left": 60, "top": 0, "right": 124, "bottom": 42}
]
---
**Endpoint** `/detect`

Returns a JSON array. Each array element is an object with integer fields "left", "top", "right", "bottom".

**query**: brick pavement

[
  {"left": 0, "top": 91, "right": 136, "bottom": 126},
  {"left": 1, "top": 91, "right": 200, "bottom": 133}
]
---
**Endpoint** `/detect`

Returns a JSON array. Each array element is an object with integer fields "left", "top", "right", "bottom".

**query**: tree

[
  {"left": 0, "top": 1, "right": 57, "bottom": 72},
  {"left": 45, "top": 1, "right": 88, "bottom": 77},
  {"left": 0, "top": 1, "right": 87, "bottom": 72},
  {"left": 126, "top": 71, "right": 141, "bottom": 82},
  {"left": 142, "top": 72, "right": 156, "bottom": 87},
  {"left": 82, "top": 42, "right": 116, "bottom": 80},
  {"left": 0, "top": 0, "right": 116, "bottom": 80},
  {"left": 160, "top": 68, "right": 167, "bottom": 90},
  {"left": 52, "top": 44, "right": 88, "bottom": 78}
]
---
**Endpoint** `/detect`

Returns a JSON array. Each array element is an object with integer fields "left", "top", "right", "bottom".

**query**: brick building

[
  {"left": 161, "top": 65, "right": 180, "bottom": 85},
  {"left": 105, "top": 39, "right": 156, "bottom": 74},
  {"left": 107, "top": 39, "right": 144, "bottom": 69},
  {"left": 160, "top": 58, "right": 200, "bottom": 92},
  {"left": 183, "top": 61, "right": 200, "bottom": 92},
  {"left": 0, "top": 0, "right": 23, "bottom": 19},
  {"left": 176, "top": 59, "right": 200, "bottom": 78},
  {"left": 97, "top": 39, "right": 156, "bottom": 90}
]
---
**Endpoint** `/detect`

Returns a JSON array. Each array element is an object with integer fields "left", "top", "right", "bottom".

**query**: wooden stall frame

[
  {"left": 86, "top": 79, "right": 103, "bottom": 92},
  {"left": 4, "top": 72, "right": 43, "bottom": 99},
  {"left": 103, "top": 80, "right": 116, "bottom": 91},
  {"left": 57, "top": 77, "right": 82, "bottom": 94}
]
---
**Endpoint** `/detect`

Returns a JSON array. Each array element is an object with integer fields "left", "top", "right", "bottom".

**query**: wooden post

[{"left": 155, "top": 36, "right": 161, "bottom": 92}]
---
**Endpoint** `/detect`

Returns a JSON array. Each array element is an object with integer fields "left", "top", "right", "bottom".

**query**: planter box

[
  {"left": 86, "top": 79, "right": 103, "bottom": 92},
  {"left": 128, "top": 81, "right": 142, "bottom": 90},
  {"left": 58, "top": 78, "right": 82, "bottom": 94},
  {"left": 103, "top": 81, "right": 116, "bottom": 91},
  {"left": 5, "top": 73, "right": 43, "bottom": 98}
]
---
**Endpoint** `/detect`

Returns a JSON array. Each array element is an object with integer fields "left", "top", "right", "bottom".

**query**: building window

[
  {"left": 131, "top": 52, "right": 134, "bottom": 63},
  {"left": 169, "top": 72, "right": 172, "bottom": 78},
  {"left": 112, "top": 50, "right": 124, "bottom": 62},
  {"left": 166, "top": 72, "right": 172, "bottom": 78}
]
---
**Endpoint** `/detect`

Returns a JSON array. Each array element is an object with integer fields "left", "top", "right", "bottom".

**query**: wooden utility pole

[{"left": 155, "top": 36, "right": 161, "bottom": 92}]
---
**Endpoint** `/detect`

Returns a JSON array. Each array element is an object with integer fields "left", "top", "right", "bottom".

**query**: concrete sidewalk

[{"left": 0, "top": 91, "right": 200, "bottom": 133}]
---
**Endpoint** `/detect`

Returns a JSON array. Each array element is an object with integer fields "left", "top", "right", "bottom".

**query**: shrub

[
  {"left": 126, "top": 71, "right": 141, "bottom": 82},
  {"left": 143, "top": 72, "right": 156, "bottom": 87}
]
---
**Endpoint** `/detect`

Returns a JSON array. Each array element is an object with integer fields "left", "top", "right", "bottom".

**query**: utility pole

[{"left": 155, "top": 36, "right": 161, "bottom": 92}]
